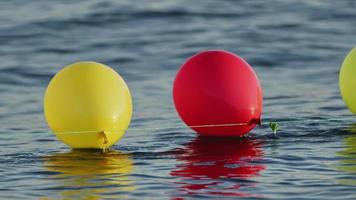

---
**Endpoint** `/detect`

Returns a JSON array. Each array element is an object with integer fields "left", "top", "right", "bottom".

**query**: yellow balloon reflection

[
  {"left": 170, "top": 136, "right": 265, "bottom": 198},
  {"left": 337, "top": 124, "right": 356, "bottom": 185},
  {"left": 42, "top": 150, "right": 134, "bottom": 199}
]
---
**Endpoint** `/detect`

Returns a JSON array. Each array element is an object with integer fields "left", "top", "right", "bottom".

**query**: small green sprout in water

[{"left": 269, "top": 122, "right": 279, "bottom": 136}]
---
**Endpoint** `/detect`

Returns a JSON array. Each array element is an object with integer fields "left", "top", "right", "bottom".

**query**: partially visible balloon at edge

[{"left": 339, "top": 47, "right": 356, "bottom": 115}]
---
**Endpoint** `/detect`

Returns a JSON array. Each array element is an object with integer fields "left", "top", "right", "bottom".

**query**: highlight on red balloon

[
  {"left": 173, "top": 50, "right": 263, "bottom": 137},
  {"left": 170, "top": 137, "right": 265, "bottom": 198}
]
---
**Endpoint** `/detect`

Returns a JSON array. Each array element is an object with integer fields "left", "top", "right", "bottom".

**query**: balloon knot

[
  {"left": 101, "top": 131, "right": 109, "bottom": 145},
  {"left": 250, "top": 118, "right": 261, "bottom": 126}
]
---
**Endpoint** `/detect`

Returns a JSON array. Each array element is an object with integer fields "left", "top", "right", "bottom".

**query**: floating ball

[
  {"left": 44, "top": 61, "right": 132, "bottom": 149},
  {"left": 340, "top": 47, "right": 356, "bottom": 115},
  {"left": 173, "top": 50, "right": 263, "bottom": 136}
]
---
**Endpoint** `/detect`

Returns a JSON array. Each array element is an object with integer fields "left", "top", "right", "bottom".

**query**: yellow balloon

[
  {"left": 44, "top": 61, "right": 132, "bottom": 149},
  {"left": 340, "top": 47, "right": 356, "bottom": 115}
]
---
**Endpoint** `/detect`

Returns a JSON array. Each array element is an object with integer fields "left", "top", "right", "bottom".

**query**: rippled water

[{"left": 1, "top": 0, "right": 356, "bottom": 199}]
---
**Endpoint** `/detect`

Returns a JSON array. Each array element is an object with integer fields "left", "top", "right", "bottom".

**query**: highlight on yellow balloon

[
  {"left": 339, "top": 47, "right": 356, "bottom": 115},
  {"left": 43, "top": 150, "right": 135, "bottom": 199},
  {"left": 44, "top": 61, "right": 133, "bottom": 149}
]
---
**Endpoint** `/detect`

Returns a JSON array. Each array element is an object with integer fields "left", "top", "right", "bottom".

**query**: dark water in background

[{"left": 1, "top": 0, "right": 356, "bottom": 199}]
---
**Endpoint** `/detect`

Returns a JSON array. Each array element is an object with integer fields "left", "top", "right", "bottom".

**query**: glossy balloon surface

[
  {"left": 173, "top": 50, "right": 263, "bottom": 136},
  {"left": 44, "top": 61, "right": 132, "bottom": 149},
  {"left": 340, "top": 47, "right": 356, "bottom": 115}
]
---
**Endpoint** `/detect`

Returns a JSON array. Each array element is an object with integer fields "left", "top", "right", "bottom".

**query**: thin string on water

[
  {"left": 53, "top": 117, "right": 349, "bottom": 135},
  {"left": 55, "top": 122, "right": 250, "bottom": 135}
]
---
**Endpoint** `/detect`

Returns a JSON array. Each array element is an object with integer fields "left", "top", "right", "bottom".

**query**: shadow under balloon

[
  {"left": 336, "top": 124, "right": 356, "bottom": 186},
  {"left": 42, "top": 149, "right": 135, "bottom": 199},
  {"left": 170, "top": 136, "right": 266, "bottom": 198}
]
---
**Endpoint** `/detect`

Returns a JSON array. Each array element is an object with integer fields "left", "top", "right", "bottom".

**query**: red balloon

[{"left": 173, "top": 50, "right": 263, "bottom": 136}]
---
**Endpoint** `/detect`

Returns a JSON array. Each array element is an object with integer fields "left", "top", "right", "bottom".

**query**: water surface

[{"left": 1, "top": 0, "right": 356, "bottom": 199}]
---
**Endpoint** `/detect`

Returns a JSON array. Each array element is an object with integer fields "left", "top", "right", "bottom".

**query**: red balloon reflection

[{"left": 170, "top": 136, "right": 265, "bottom": 198}]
